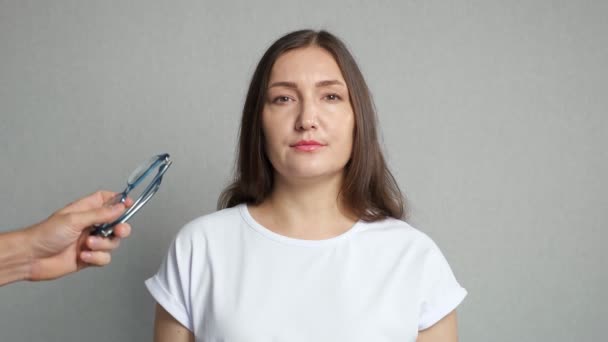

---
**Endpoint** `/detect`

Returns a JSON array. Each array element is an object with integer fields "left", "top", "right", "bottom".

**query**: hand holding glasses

[{"left": 91, "top": 153, "right": 172, "bottom": 237}]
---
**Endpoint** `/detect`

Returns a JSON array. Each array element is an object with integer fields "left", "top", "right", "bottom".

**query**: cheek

[
  {"left": 261, "top": 114, "right": 285, "bottom": 154},
  {"left": 326, "top": 121, "right": 354, "bottom": 161},
  {"left": 336, "top": 112, "right": 355, "bottom": 146},
  {"left": 344, "top": 116, "right": 356, "bottom": 157}
]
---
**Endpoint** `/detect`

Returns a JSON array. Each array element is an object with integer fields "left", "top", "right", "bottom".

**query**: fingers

[
  {"left": 80, "top": 251, "right": 111, "bottom": 266},
  {"left": 84, "top": 224, "right": 131, "bottom": 251},
  {"left": 86, "top": 235, "right": 121, "bottom": 251},
  {"left": 58, "top": 190, "right": 120, "bottom": 214},
  {"left": 122, "top": 196, "right": 135, "bottom": 208},
  {"left": 80, "top": 223, "right": 131, "bottom": 268},
  {"left": 67, "top": 203, "right": 126, "bottom": 232},
  {"left": 58, "top": 191, "right": 135, "bottom": 215},
  {"left": 112, "top": 223, "right": 132, "bottom": 239},
  {"left": 93, "top": 192, "right": 134, "bottom": 208}
]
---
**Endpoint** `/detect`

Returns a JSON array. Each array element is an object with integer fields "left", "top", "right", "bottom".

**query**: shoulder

[
  {"left": 172, "top": 205, "right": 244, "bottom": 244},
  {"left": 358, "top": 217, "right": 443, "bottom": 256}
]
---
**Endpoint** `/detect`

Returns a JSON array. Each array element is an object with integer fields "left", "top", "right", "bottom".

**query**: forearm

[{"left": 0, "top": 230, "right": 32, "bottom": 286}]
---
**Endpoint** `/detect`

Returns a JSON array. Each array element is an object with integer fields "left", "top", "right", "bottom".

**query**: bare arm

[
  {"left": 1, "top": 191, "right": 132, "bottom": 286},
  {"left": 417, "top": 310, "right": 459, "bottom": 342},
  {"left": 153, "top": 304, "right": 195, "bottom": 342}
]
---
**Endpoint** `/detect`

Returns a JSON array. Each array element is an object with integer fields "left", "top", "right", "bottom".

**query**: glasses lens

[
  {"left": 126, "top": 157, "right": 162, "bottom": 205},
  {"left": 128, "top": 156, "right": 160, "bottom": 185}
]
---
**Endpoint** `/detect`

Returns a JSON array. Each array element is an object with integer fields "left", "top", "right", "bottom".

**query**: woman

[{"left": 146, "top": 29, "right": 467, "bottom": 342}]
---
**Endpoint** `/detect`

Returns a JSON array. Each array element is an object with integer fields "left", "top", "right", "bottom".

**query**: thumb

[{"left": 68, "top": 203, "right": 126, "bottom": 232}]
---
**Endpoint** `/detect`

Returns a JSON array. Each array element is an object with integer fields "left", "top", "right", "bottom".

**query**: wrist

[{"left": 0, "top": 229, "right": 34, "bottom": 286}]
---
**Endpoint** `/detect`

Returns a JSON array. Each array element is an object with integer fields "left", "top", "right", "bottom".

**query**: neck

[{"left": 252, "top": 172, "right": 357, "bottom": 239}]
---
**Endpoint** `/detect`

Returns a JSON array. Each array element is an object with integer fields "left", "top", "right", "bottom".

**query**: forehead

[{"left": 269, "top": 46, "right": 345, "bottom": 83}]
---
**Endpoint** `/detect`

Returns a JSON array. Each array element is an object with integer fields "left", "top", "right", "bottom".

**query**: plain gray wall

[{"left": 1, "top": 0, "right": 606, "bottom": 341}]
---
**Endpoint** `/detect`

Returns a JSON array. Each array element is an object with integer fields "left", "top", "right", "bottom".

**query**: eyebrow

[{"left": 268, "top": 80, "right": 346, "bottom": 89}]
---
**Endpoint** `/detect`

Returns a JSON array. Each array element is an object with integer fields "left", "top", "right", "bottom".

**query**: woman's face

[{"left": 262, "top": 46, "right": 355, "bottom": 183}]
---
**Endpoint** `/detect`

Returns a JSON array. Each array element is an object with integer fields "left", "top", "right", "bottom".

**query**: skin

[
  {"left": 417, "top": 310, "right": 459, "bottom": 342},
  {"left": 154, "top": 46, "right": 460, "bottom": 341},
  {"left": 154, "top": 304, "right": 194, "bottom": 342},
  {"left": 252, "top": 46, "right": 358, "bottom": 240},
  {"left": 0, "top": 191, "right": 133, "bottom": 286}
]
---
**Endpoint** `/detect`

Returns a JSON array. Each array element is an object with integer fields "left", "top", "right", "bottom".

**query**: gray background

[{"left": 1, "top": 0, "right": 606, "bottom": 341}]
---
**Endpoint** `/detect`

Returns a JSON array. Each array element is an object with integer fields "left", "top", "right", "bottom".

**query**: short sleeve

[
  {"left": 145, "top": 227, "right": 195, "bottom": 332},
  {"left": 418, "top": 236, "right": 468, "bottom": 331}
]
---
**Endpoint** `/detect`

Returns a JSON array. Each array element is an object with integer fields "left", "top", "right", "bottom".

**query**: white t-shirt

[{"left": 145, "top": 204, "right": 467, "bottom": 342}]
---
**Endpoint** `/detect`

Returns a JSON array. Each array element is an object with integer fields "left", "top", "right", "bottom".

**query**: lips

[{"left": 291, "top": 140, "right": 326, "bottom": 152}]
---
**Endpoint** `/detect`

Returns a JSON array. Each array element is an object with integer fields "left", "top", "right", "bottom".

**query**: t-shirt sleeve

[
  {"left": 145, "top": 226, "right": 196, "bottom": 332},
  {"left": 418, "top": 235, "right": 468, "bottom": 331}
]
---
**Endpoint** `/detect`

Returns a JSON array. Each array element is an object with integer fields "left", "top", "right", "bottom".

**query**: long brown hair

[{"left": 218, "top": 29, "right": 406, "bottom": 221}]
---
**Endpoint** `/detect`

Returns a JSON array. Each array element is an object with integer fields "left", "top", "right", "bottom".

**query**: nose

[{"left": 295, "top": 98, "right": 318, "bottom": 131}]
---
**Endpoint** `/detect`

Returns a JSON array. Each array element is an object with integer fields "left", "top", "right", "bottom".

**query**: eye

[
  {"left": 272, "top": 96, "right": 293, "bottom": 104},
  {"left": 324, "top": 93, "right": 341, "bottom": 101}
]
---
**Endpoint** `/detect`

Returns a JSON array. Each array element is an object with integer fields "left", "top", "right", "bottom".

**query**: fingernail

[
  {"left": 104, "top": 196, "right": 122, "bottom": 208},
  {"left": 82, "top": 251, "right": 91, "bottom": 260},
  {"left": 111, "top": 203, "right": 124, "bottom": 211}
]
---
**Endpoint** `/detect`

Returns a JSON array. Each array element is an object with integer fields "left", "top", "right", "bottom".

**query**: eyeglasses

[{"left": 92, "top": 153, "right": 172, "bottom": 237}]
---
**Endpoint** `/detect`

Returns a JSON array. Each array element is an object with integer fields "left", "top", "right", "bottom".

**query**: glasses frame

[{"left": 91, "top": 153, "right": 172, "bottom": 237}]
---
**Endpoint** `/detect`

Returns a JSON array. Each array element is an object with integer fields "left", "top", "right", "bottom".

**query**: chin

[{"left": 285, "top": 166, "right": 344, "bottom": 180}]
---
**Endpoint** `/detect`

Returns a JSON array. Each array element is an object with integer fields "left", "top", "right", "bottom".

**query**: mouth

[{"left": 290, "top": 140, "right": 326, "bottom": 152}]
